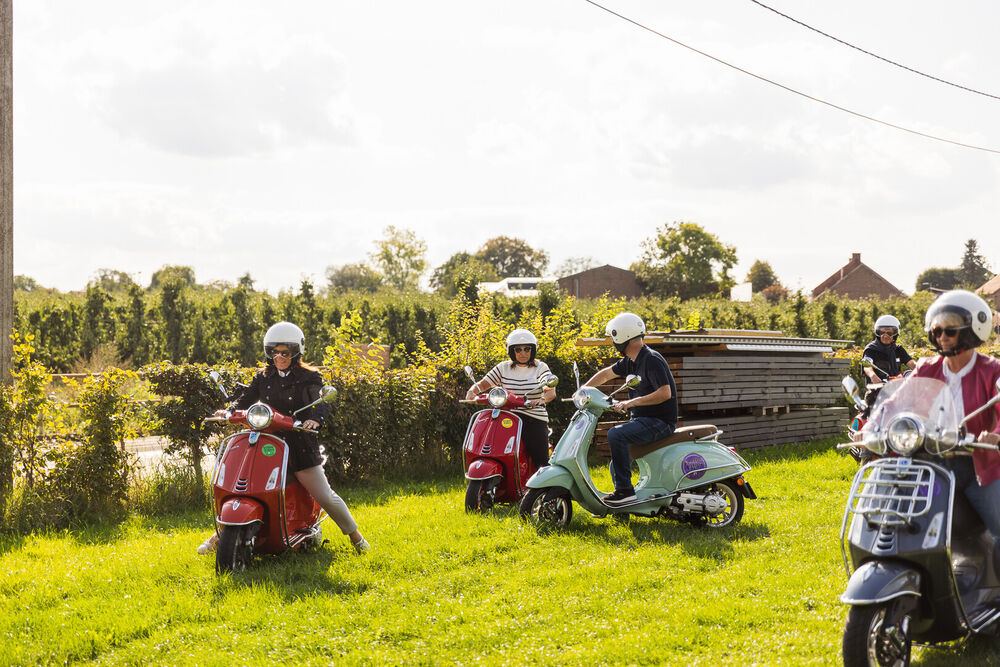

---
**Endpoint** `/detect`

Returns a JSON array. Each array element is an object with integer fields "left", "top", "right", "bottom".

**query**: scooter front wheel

[
  {"left": 842, "top": 603, "right": 911, "bottom": 667},
  {"left": 519, "top": 487, "right": 573, "bottom": 529},
  {"left": 216, "top": 525, "right": 253, "bottom": 574},
  {"left": 465, "top": 479, "right": 496, "bottom": 513}
]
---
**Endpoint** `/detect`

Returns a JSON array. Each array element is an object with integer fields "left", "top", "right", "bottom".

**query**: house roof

[
  {"left": 558, "top": 264, "right": 635, "bottom": 281},
  {"left": 977, "top": 273, "right": 1000, "bottom": 296},
  {"left": 812, "top": 252, "right": 902, "bottom": 298}
]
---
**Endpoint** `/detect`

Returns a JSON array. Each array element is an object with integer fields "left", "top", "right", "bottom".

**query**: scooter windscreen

[{"left": 861, "top": 376, "right": 961, "bottom": 456}]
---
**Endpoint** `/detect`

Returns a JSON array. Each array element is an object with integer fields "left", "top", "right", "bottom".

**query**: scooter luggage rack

[{"left": 844, "top": 458, "right": 936, "bottom": 528}]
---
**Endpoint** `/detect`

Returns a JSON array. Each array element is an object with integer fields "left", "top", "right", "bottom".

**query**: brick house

[
  {"left": 557, "top": 265, "right": 643, "bottom": 299},
  {"left": 977, "top": 274, "right": 1000, "bottom": 333},
  {"left": 812, "top": 253, "right": 903, "bottom": 300}
]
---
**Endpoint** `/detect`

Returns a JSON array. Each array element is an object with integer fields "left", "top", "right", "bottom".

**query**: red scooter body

[
  {"left": 210, "top": 405, "right": 324, "bottom": 572},
  {"left": 461, "top": 389, "right": 540, "bottom": 511}
]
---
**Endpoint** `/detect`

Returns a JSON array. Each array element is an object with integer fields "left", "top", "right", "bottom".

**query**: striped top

[{"left": 484, "top": 360, "right": 553, "bottom": 423}]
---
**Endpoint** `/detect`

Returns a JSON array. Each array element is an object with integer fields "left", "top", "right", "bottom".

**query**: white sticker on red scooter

[{"left": 505, "top": 436, "right": 516, "bottom": 454}]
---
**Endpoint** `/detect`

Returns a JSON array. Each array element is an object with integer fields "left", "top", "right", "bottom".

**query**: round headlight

[
  {"left": 487, "top": 387, "right": 508, "bottom": 408},
  {"left": 887, "top": 416, "right": 924, "bottom": 455},
  {"left": 572, "top": 389, "right": 591, "bottom": 410},
  {"left": 245, "top": 402, "right": 274, "bottom": 430}
]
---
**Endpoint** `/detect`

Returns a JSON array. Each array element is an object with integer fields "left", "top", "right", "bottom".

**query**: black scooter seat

[{"left": 631, "top": 424, "right": 718, "bottom": 459}]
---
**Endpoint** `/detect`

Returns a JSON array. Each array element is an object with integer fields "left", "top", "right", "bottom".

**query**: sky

[{"left": 11, "top": 0, "right": 1000, "bottom": 294}]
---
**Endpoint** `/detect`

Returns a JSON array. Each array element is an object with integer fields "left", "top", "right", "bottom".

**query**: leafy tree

[
  {"left": 746, "top": 260, "right": 779, "bottom": 293},
  {"left": 430, "top": 252, "right": 499, "bottom": 298},
  {"left": 914, "top": 267, "right": 959, "bottom": 293},
  {"left": 228, "top": 285, "right": 260, "bottom": 366},
  {"left": 13, "top": 275, "right": 40, "bottom": 292},
  {"left": 959, "top": 238, "right": 992, "bottom": 288},
  {"left": 631, "top": 222, "right": 738, "bottom": 299},
  {"left": 554, "top": 256, "right": 596, "bottom": 278},
  {"left": 158, "top": 277, "right": 191, "bottom": 363},
  {"left": 369, "top": 226, "right": 426, "bottom": 291},
  {"left": 119, "top": 284, "right": 150, "bottom": 366},
  {"left": 149, "top": 265, "right": 196, "bottom": 291},
  {"left": 91, "top": 269, "right": 136, "bottom": 294},
  {"left": 237, "top": 272, "right": 256, "bottom": 291},
  {"left": 326, "top": 263, "right": 382, "bottom": 294},
  {"left": 476, "top": 236, "right": 549, "bottom": 278},
  {"left": 80, "top": 284, "right": 115, "bottom": 361}
]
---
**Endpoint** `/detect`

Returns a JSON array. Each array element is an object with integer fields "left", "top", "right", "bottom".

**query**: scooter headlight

[
  {"left": 487, "top": 387, "right": 508, "bottom": 408},
  {"left": 245, "top": 402, "right": 274, "bottom": 430},
  {"left": 572, "top": 388, "right": 591, "bottom": 410},
  {"left": 886, "top": 415, "right": 924, "bottom": 455}
]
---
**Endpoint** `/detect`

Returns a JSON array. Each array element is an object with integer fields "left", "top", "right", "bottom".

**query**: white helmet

[
  {"left": 506, "top": 328, "right": 537, "bottom": 364},
  {"left": 263, "top": 321, "right": 306, "bottom": 360},
  {"left": 924, "top": 290, "right": 993, "bottom": 356},
  {"left": 873, "top": 314, "right": 901, "bottom": 341},
  {"left": 606, "top": 312, "right": 645, "bottom": 355}
]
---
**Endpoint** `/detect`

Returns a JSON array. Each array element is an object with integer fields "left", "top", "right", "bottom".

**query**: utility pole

[{"left": 0, "top": 0, "right": 11, "bottom": 383}]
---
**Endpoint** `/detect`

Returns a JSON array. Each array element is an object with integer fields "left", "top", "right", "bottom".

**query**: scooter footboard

[
  {"left": 525, "top": 465, "right": 574, "bottom": 490},
  {"left": 841, "top": 560, "right": 922, "bottom": 605},
  {"left": 217, "top": 497, "right": 265, "bottom": 527}
]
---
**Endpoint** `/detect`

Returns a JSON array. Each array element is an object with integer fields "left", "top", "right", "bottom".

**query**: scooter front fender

[
  {"left": 217, "top": 497, "right": 265, "bottom": 527},
  {"left": 465, "top": 458, "right": 504, "bottom": 481},
  {"left": 841, "top": 560, "right": 922, "bottom": 605},
  {"left": 525, "top": 465, "right": 574, "bottom": 491}
]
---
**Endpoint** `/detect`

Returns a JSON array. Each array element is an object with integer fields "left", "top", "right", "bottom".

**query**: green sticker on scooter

[{"left": 261, "top": 443, "right": 276, "bottom": 457}]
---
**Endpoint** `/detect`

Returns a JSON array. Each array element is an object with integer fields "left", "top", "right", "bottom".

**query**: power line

[
  {"left": 749, "top": 0, "right": 1000, "bottom": 102},
  {"left": 581, "top": 0, "right": 1000, "bottom": 155}
]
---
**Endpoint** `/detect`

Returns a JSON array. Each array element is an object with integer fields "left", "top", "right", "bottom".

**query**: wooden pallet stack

[{"left": 581, "top": 329, "right": 852, "bottom": 453}]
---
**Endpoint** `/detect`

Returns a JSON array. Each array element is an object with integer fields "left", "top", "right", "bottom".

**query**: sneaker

[
  {"left": 197, "top": 534, "right": 218, "bottom": 555},
  {"left": 603, "top": 489, "right": 637, "bottom": 505},
  {"left": 352, "top": 537, "right": 371, "bottom": 554}
]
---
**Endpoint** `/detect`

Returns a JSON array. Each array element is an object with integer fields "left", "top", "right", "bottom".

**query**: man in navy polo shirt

[{"left": 583, "top": 312, "right": 677, "bottom": 505}]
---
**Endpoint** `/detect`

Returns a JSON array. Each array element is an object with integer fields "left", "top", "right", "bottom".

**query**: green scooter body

[{"left": 527, "top": 386, "right": 751, "bottom": 517}]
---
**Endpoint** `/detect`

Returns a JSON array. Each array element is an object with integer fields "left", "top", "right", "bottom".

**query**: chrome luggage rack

[{"left": 844, "top": 458, "right": 936, "bottom": 527}]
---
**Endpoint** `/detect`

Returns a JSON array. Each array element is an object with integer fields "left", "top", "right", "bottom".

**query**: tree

[
  {"left": 149, "top": 265, "right": 196, "bottom": 291},
  {"left": 13, "top": 275, "right": 39, "bottom": 292},
  {"left": 631, "top": 222, "right": 738, "bottom": 300},
  {"left": 369, "top": 226, "right": 426, "bottom": 291},
  {"left": 326, "top": 263, "right": 382, "bottom": 294},
  {"left": 476, "top": 236, "right": 549, "bottom": 278},
  {"left": 237, "top": 272, "right": 256, "bottom": 291},
  {"left": 430, "top": 252, "right": 499, "bottom": 298},
  {"left": 914, "top": 267, "right": 959, "bottom": 293},
  {"left": 554, "top": 256, "right": 596, "bottom": 278},
  {"left": 91, "top": 268, "right": 136, "bottom": 294},
  {"left": 746, "top": 260, "right": 779, "bottom": 293},
  {"left": 959, "top": 238, "right": 992, "bottom": 288}
]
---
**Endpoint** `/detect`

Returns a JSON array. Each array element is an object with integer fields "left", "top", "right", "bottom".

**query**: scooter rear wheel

[
  {"left": 703, "top": 481, "right": 744, "bottom": 528},
  {"left": 519, "top": 487, "right": 573, "bottom": 529},
  {"left": 216, "top": 525, "right": 253, "bottom": 574}
]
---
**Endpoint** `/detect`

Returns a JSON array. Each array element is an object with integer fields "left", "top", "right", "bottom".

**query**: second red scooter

[{"left": 459, "top": 366, "right": 558, "bottom": 513}]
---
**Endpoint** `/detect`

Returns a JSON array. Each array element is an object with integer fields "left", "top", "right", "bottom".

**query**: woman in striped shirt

[{"left": 465, "top": 329, "right": 556, "bottom": 468}]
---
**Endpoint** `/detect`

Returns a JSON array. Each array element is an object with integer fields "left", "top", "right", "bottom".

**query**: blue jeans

[
  {"left": 950, "top": 457, "right": 1000, "bottom": 537},
  {"left": 606, "top": 417, "right": 675, "bottom": 492}
]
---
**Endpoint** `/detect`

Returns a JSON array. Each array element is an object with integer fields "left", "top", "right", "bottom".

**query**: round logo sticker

[
  {"left": 501, "top": 418, "right": 514, "bottom": 428},
  {"left": 681, "top": 453, "right": 708, "bottom": 480},
  {"left": 261, "top": 443, "right": 276, "bottom": 457}
]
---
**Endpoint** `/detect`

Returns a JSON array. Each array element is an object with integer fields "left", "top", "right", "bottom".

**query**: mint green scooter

[{"left": 519, "top": 364, "right": 756, "bottom": 529}]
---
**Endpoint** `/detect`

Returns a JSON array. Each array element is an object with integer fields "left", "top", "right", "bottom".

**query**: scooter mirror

[
  {"left": 320, "top": 385, "right": 338, "bottom": 403},
  {"left": 543, "top": 375, "right": 559, "bottom": 388},
  {"left": 860, "top": 357, "right": 873, "bottom": 366},
  {"left": 625, "top": 374, "right": 641, "bottom": 388},
  {"left": 208, "top": 370, "right": 229, "bottom": 400},
  {"left": 572, "top": 362, "right": 580, "bottom": 389},
  {"left": 842, "top": 377, "right": 865, "bottom": 410},
  {"left": 464, "top": 365, "right": 476, "bottom": 383}
]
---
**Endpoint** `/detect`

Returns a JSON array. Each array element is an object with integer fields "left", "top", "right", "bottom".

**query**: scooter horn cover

[{"left": 465, "top": 458, "right": 504, "bottom": 481}]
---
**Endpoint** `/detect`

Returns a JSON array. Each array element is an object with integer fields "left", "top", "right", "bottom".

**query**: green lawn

[{"left": 3, "top": 440, "right": 999, "bottom": 666}]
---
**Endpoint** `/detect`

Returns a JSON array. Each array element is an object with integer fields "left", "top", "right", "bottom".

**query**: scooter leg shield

[
  {"left": 218, "top": 497, "right": 265, "bottom": 526},
  {"left": 465, "top": 459, "right": 504, "bottom": 481},
  {"left": 525, "top": 465, "right": 574, "bottom": 491},
  {"left": 841, "top": 560, "right": 922, "bottom": 605}
]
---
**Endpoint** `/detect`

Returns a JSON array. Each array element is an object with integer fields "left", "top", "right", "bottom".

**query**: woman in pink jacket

[{"left": 914, "top": 290, "right": 1000, "bottom": 536}]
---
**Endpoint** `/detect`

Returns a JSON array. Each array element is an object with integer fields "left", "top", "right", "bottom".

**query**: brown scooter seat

[{"left": 630, "top": 424, "right": 719, "bottom": 459}]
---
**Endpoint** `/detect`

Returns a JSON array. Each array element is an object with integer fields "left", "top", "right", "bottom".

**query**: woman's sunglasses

[
  {"left": 270, "top": 349, "right": 293, "bottom": 358},
  {"left": 931, "top": 326, "right": 964, "bottom": 339},
  {"left": 512, "top": 345, "right": 534, "bottom": 354}
]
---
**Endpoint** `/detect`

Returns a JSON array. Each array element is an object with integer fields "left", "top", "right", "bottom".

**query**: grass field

[{"left": 3, "top": 439, "right": 999, "bottom": 666}]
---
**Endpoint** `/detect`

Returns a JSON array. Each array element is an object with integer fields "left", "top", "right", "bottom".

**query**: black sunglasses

[
  {"left": 876, "top": 329, "right": 896, "bottom": 336},
  {"left": 931, "top": 326, "right": 964, "bottom": 339},
  {"left": 512, "top": 345, "right": 534, "bottom": 353},
  {"left": 270, "top": 349, "right": 293, "bottom": 358}
]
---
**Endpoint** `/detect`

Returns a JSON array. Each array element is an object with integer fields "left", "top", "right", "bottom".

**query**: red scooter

[
  {"left": 845, "top": 358, "right": 909, "bottom": 462},
  {"left": 204, "top": 371, "right": 337, "bottom": 573},
  {"left": 459, "top": 366, "right": 558, "bottom": 513}
]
